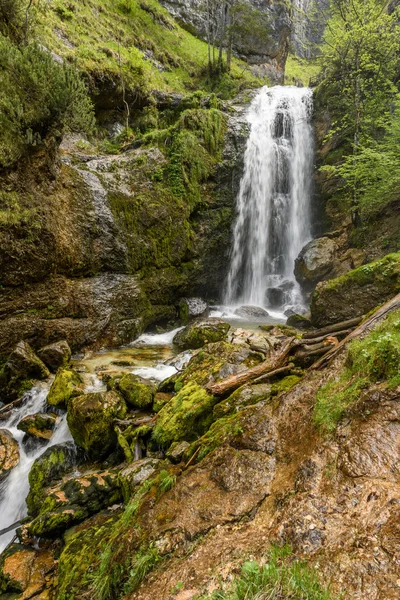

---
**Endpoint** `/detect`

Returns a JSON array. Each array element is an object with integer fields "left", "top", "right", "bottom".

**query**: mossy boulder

[
  {"left": 23, "top": 470, "right": 121, "bottom": 537},
  {"left": 173, "top": 318, "right": 230, "bottom": 350},
  {"left": 213, "top": 383, "right": 272, "bottom": 419},
  {"left": 118, "top": 373, "right": 155, "bottom": 408},
  {"left": 119, "top": 457, "right": 161, "bottom": 501},
  {"left": 152, "top": 383, "right": 217, "bottom": 448},
  {"left": 67, "top": 391, "right": 127, "bottom": 459},
  {"left": 294, "top": 236, "right": 338, "bottom": 291},
  {"left": 47, "top": 367, "right": 84, "bottom": 407},
  {"left": 286, "top": 313, "right": 312, "bottom": 329},
  {"left": 0, "top": 341, "right": 50, "bottom": 403},
  {"left": 0, "top": 429, "right": 19, "bottom": 482},
  {"left": 17, "top": 412, "right": 57, "bottom": 440},
  {"left": 27, "top": 442, "right": 77, "bottom": 516},
  {"left": 311, "top": 253, "right": 400, "bottom": 327},
  {"left": 173, "top": 341, "right": 263, "bottom": 389},
  {"left": 153, "top": 392, "right": 173, "bottom": 412}
]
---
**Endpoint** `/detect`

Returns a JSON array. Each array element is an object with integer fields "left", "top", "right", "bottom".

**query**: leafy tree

[{"left": 318, "top": 0, "right": 400, "bottom": 216}]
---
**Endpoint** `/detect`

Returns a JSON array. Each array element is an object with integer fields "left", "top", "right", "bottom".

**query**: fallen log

[
  {"left": 311, "top": 293, "right": 400, "bottom": 370},
  {"left": 206, "top": 337, "right": 296, "bottom": 396},
  {"left": 294, "top": 343, "right": 336, "bottom": 361},
  {"left": 302, "top": 316, "right": 363, "bottom": 339},
  {"left": 253, "top": 362, "right": 294, "bottom": 384},
  {"left": 298, "top": 328, "right": 353, "bottom": 345}
]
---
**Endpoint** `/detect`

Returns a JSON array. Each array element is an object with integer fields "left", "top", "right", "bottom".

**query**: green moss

[
  {"left": 324, "top": 253, "right": 400, "bottom": 292},
  {"left": 67, "top": 391, "right": 127, "bottom": 459},
  {"left": 271, "top": 375, "right": 302, "bottom": 396},
  {"left": 152, "top": 383, "right": 217, "bottom": 447},
  {"left": 47, "top": 368, "right": 83, "bottom": 407},
  {"left": 188, "top": 412, "right": 244, "bottom": 462},
  {"left": 213, "top": 383, "right": 271, "bottom": 419},
  {"left": 173, "top": 320, "right": 230, "bottom": 350},
  {"left": 118, "top": 374, "right": 154, "bottom": 408},
  {"left": 314, "top": 310, "right": 400, "bottom": 433},
  {"left": 27, "top": 443, "right": 76, "bottom": 516}
]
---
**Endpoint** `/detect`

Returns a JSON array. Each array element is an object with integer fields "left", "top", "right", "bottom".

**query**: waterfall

[{"left": 225, "top": 86, "right": 313, "bottom": 314}]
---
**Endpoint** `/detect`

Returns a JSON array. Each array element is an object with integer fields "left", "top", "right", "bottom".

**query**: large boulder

[
  {"left": 67, "top": 391, "right": 127, "bottom": 459},
  {"left": 118, "top": 374, "right": 155, "bottom": 409},
  {"left": 311, "top": 252, "right": 400, "bottom": 327},
  {"left": 173, "top": 318, "right": 230, "bottom": 350},
  {"left": 178, "top": 297, "right": 208, "bottom": 323},
  {"left": 234, "top": 305, "right": 269, "bottom": 319},
  {"left": 119, "top": 458, "right": 161, "bottom": 501},
  {"left": 22, "top": 469, "right": 121, "bottom": 537},
  {"left": 37, "top": 340, "right": 72, "bottom": 372},
  {"left": 0, "top": 429, "right": 19, "bottom": 481},
  {"left": 295, "top": 237, "right": 338, "bottom": 291},
  {"left": 0, "top": 341, "right": 50, "bottom": 403},
  {"left": 152, "top": 383, "right": 217, "bottom": 448},
  {"left": 47, "top": 367, "right": 84, "bottom": 407},
  {"left": 27, "top": 442, "right": 78, "bottom": 516}
]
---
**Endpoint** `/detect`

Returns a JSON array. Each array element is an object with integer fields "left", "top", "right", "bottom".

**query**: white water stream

[
  {"left": 0, "top": 382, "right": 73, "bottom": 552},
  {"left": 225, "top": 86, "right": 314, "bottom": 316}
]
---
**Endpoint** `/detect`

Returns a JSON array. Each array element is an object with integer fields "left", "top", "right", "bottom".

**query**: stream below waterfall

[{"left": 0, "top": 328, "right": 186, "bottom": 553}]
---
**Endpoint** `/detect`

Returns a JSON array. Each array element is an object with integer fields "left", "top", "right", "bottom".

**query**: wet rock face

[
  {"left": 67, "top": 391, "right": 127, "bottom": 459},
  {"left": 0, "top": 542, "right": 58, "bottom": 598},
  {"left": 37, "top": 340, "right": 71, "bottom": 373},
  {"left": 173, "top": 318, "right": 230, "bottom": 350},
  {"left": 234, "top": 305, "right": 269, "bottom": 319},
  {"left": 178, "top": 297, "right": 209, "bottom": 323},
  {"left": 0, "top": 341, "right": 50, "bottom": 403},
  {"left": 0, "top": 429, "right": 19, "bottom": 481}
]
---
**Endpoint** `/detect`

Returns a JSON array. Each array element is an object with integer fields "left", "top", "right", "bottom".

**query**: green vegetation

[
  {"left": 285, "top": 53, "right": 321, "bottom": 87},
  {"left": 315, "top": 310, "right": 400, "bottom": 433},
  {"left": 0, "top": 29, "right": 94, "bottom": 167},
  {"left": 199, "top": 544, "right": 339, "bottom": 599},
  {"left": 318, "top": 0, "right": 400, "bottom": 218}
]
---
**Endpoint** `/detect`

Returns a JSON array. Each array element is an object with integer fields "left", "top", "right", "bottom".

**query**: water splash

[{"left": 225, "top": 86, "right": 314, "bottom": 313}]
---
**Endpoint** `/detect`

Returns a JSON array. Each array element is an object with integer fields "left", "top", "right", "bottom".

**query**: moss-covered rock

[
  {"left": 311, "top": 252, "right": 400, "bottom": 327},
  {"left": 173, "top": 318, "right": 230, "bottom": 350},
  {"left": 213, "top": 383, "right": 272, "bottom": 419},
  {"left": 119, "top": 457, "right": 161, "bottom": 501},
  {"left": 26, "top": 442, "right": 77, "bottom": 516},
  {"left": 271, "top": 375, "right": 302, "bottom": 396},
  {"left": 47, "top": 367, "right": 84, "bottom": 407},
  {"left": 153, "top": 391, "right": 173, "bottom": 412},
  {"left": 0, "top": 429, "right": 19, "bottom": 482},
  {"left": 118, "top": 373, "right": 155, "bottom": 408},
  {"left": 17, "top": 412, "right": 57, "bottom": 440},
  {"left": 152, "top": 383, "right": 217, "bottom": 447},
  {"left": 172, "top": 340, "right": 263, "bottom": 389},
  {"left": 67, "top": 391, "right": 127, "bottom": 459},
  {"left": 23, "top": 470, "right": 122, "bottom": 537},
  {"left": 286, "top": 313, "right": 312, "bottom": 329}
]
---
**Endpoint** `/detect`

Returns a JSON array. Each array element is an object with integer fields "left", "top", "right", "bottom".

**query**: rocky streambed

[{"left": 0, "top": 309, "right": 399, "bottom": 600}]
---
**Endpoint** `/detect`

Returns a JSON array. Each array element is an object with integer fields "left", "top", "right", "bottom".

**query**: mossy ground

[
  {"left": 314, "top": 310, "right": 400, "bottom": 433},
  {"left": 284, "top": 53, "right": 321, "bottom": 87},
  {"left": 36, "top": 0, "right": 263, "bottom": 103}
]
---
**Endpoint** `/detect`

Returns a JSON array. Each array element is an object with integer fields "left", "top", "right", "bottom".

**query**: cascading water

[
  {"left": 0, "top": 383, "right": 73, "bottom": 552},
  {"left": 224, "top": 86, "right": 314, "bottom": 315}
]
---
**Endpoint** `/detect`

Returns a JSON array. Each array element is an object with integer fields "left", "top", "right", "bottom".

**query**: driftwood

[
  {"left": 206, "top": 337, "right": 296, "bottom": 396},
  {"left": 253, "top": 362, "right": 294, "bottom": 384},
  {"left": 302, "top": 316, "right": 363, "bottom": 340},
  {"left": 0, "top": 396, "right": 25, "bottom": 418},
  {"left": 294, "top": 343, "right": 336, "bottom": 361},
  {"left": 311, "top": 293, "right": 400, "bottom": 370}
]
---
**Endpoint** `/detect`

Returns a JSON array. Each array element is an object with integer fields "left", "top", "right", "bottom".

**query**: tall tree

[{"left": 319, "top": 0, "right": 400, "bottom": 216}]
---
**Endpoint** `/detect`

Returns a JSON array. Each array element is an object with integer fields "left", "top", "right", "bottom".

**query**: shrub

[{"left": 0, "top": 37, "right": 94, "bottom": 167}]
